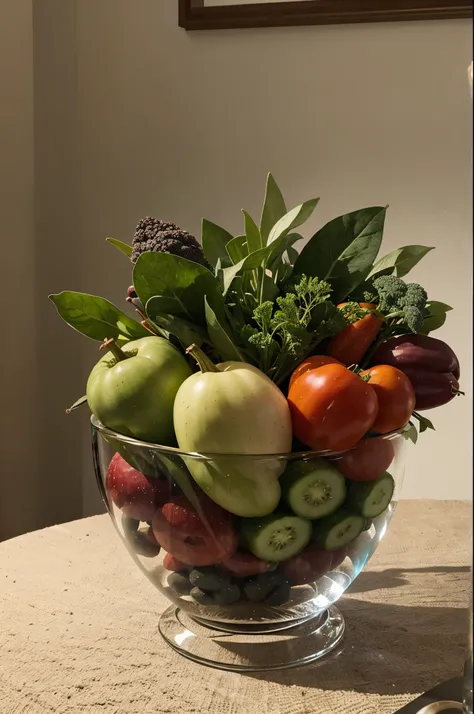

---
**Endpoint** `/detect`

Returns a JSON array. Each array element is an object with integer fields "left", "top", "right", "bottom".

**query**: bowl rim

[{"left": 91, "top": 414, "right": 408, "bottom": 462}]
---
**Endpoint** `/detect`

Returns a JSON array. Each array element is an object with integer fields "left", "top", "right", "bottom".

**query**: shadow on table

[
  {"left": 347, "top": 565, "right": 470, "bottom": 594},
  {"left": 218, "top": 596, "right": 468, "bottom": 696}
]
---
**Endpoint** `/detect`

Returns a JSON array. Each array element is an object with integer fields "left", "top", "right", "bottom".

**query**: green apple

[{"left": 87, "top": 336, "right": 191, "bottom": 445}]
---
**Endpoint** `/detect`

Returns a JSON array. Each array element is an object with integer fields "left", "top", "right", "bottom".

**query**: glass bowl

[{"left": 92, "top": 415, "right": 407, "bottom": 671}]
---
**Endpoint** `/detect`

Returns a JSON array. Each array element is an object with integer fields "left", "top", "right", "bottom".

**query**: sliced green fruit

[
  {"left": 346, "top": 472, "right": 395, "bottom": 518},
  {"left": 312, "top": 509, "right": 365, "bottom": 551},
  {"left": 241, "top": 514, "right": 311, "bottom": 563},
  {"left": 281, "top": 459, "right": 346, "bottom": 520}
]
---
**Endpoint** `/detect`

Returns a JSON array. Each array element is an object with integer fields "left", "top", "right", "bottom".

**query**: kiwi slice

[
  {"left": 281, "top": 459, "right": 346, "bottom": 520},
  {"left": 313, "top": 509, "right": 365, "bottom": 551},
  {"left": 346, "top": 472, "right": 395, "bottom": 519},
  {"left": 241, "top": 514, "right": 311, "bottom": 563}
]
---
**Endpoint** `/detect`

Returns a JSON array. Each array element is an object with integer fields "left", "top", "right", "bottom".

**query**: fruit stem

[
  {"left": 186, "top": 343, "right": 221, "bottom": 373},
  {"left": 100, "top": 338, "right": 128, "bottom": 361},
  {"left": 452, "top": 387, "right": 465, "bottom": 397}
]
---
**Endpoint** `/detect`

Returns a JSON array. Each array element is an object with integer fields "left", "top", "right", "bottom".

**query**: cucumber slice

[
  {"left": 281, "top": 459, "right": 346, "bottom": 520},
  {"left": 346, "top": 472, "right": 395, "bottom": 518},
  {"left": 241, "top": 514, "right": 311, "bottom": 563},
  {"left": 313, "top": 509, "right": 365, "bottom": 551}
]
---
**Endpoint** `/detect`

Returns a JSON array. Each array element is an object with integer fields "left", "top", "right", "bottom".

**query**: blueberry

[
  {"left": 214, "top": 584, "right": 241, "bottom": 606},
  {"left": 190, "top": 587, "right": 214, "bottom": 606},
  {"left": 265, "top": 581, "right": 291, "bottom": 607},
  {"left": 244, "top": 571, "right": 283, "bottom": 602},
  {"left": 167, "top": 572, "right": 192, "bottom": 595},
  {"left": 189, "top": 567, "right": 230, "bottom": 592},
  {"left": 121, "top": 515, "right": 140, "bottom": 535}
]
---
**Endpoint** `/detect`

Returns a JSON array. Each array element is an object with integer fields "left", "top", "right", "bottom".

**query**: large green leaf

[
  {"left": 204, "top": 297, "right": 244, "bottom": 362},
  {"left": 202, "top": 219, "right": 233, "bottom": 269},
  {"left": 294, "top": 206, "right": 386, "bottom": 303},
  {"left": 243, "top": 210, "right": 262, "bottom": 253},
  {"left": 260, "top": 173, "right": 287, "bottom": 244},
  {"left": 420, "top": 301, "right": 453, "bottom": 334},
  {"left": 368, "top": 245, "right": 434, "bottom": 279},
  {"left": 133, "top": 252, "right": 223, "bottom": 327},
  {"left": 268, "top": 198, "right": 320, "bottom": 245},
  {"left": 226, "top": 235, "right": 248, "bottom": 264},
  {"left": 106, "top": 237, "right": 133, "bottom": 259},
  {"left": 146, "top": 298, "right": 209, "bottom": 347},
  {"left": 49, "top": 292, "right": 149, "bottom": 342}
]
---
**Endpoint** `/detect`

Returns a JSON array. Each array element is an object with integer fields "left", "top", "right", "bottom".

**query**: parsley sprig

[{"left": 238, "top": 275, "right": 348, "bottom": 384}]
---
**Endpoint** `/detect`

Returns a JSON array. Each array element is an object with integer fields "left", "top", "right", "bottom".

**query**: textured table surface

[{"left": 0, "top": 501, "right": 470, "bottom": 714}]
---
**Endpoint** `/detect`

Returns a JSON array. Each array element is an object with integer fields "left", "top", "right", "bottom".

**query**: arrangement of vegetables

[{"left": 50, "top": 174, "right": 463, "bottom": 609}]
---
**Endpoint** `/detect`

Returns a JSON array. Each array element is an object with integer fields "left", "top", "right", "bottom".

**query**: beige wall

[
  {"left": 0, "top": 0, "right": 37, "bottom": 539},
  {"left": 2, "top": 2, "right": 471, "bottom": 538},
  {"left": 75, "top": 2, "right": 472, "bottom": 505},
  {"left": 0, "top": 0, "right": 85, "bottom": 539}
]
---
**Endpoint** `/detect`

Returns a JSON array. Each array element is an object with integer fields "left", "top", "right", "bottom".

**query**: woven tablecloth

[{"left": 0, "top": 501, "right": 470, "bottom": 714}]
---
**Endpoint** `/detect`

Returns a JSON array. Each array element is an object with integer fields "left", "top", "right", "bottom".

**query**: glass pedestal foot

[{"left": 158, "top": 605, "right": 345, "bottom": 672}]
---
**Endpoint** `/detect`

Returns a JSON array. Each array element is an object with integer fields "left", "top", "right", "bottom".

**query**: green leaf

[
  {"left": 242, "top": 210, "right": 262, "bottom": 253},
  {"left": 226, "top": 235, "right": 248, "bottom": 264},
  {"left": 221, "top": 247, "right": 268, "bottom": 294},
  {"left": 202, "top": 219, "right": 233, "bottom": 269},
  {"left": 413, "top": 411, "right": 436, "bottom": 433},
  {"left": 268, "top": 198, "right": 320, "bottom": 245},
  {"left": 260, "top": 173, "right": 287, "bottom": 244},
  {"left": 222, "top": 230, "right": 303, "bottom": 295},
  {"left": 295, "top": 206, "right": 387, "bottom": 303},
  {"left": 106, "top": 237, "right": 133, "bottom": 259},
  {"left": 368, "top": 245, "right": 434, "bottom": 279},
  {"left": 133, "top": 252, "right": 223, "bottom": 327},
  {"left": 204, "top": 297, "right": 244, "bottom": 362},
  {"left": 402, "top": 421, "right": 418, "bottom": 444},
  {"left": 66, "top": 395, "right": 88, "bottom": 415},
  {"left": 420, "top": 301, "right": 453, "bottom": 335},
  {"left": 146, "top": 298, "right": 208, "bottom": 347},
  {"left": 49, "top": 292, "right": 149, "bottom": 342}
]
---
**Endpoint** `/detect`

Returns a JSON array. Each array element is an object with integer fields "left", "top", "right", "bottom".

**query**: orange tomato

[
  {"left": 360, "top": 365, "right": 415, "bottom": 434},
  {"left": 287, "top": 363, "right": 379, "bottom": 452},
  {"left": 289, "top": 355, "right": 342, "bottom": 389}
]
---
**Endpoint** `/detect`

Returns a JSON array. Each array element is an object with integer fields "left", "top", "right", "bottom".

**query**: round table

[{"left": 0, "top": 501, "right": 469, "bottom": 714}]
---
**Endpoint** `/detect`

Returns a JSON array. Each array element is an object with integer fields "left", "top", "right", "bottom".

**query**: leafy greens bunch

[{"left": 50, "top": 174, "right": 452, "bottom": 391}]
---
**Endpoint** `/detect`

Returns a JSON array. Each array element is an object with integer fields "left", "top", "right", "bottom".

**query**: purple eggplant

[
  {"left": 371, "top": 334, "right": 460, "bottom": 380},
  {"left": 371, "top": 334, "right": 461, "bottom": 411},
  {"left": 402, "top": 369, "right": 460, "bottom": 410}
]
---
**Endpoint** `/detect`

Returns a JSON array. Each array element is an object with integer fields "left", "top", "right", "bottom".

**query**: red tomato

[
  {"left": 106, "top": 452, "right": 170, "bottom": 521},
  {"left": 153, "top": 496, "right": 238, "bottom": 567},
  {"left": 282, "top": 545, "right": 334, "bottom": 585},
  {"left": 360, "top": 365, "right": 416, "bottom": 434},
  {"left": 330, "top": 546, "right": 348, "bottom": 571},
  {"left": 162, "top": 553, "right": 189, "bottom": 572},
  {"left": 289, "top": 355, "right": 342, "bottom": 389},
  {"left": 287, "top": 363, "right": 378, "bottom": 452},
  {"left": 333, "top": 436, "right": 395, "bottom": 482},
  {"left": 220, "top": 551, "right": 275, "bottom": 578}
]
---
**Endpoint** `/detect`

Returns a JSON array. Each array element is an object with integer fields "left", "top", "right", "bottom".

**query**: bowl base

[{"left": 158, "top": 605, "right": 345, "bottom": 672}]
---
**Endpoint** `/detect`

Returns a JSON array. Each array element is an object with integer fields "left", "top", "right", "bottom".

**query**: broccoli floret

[
  {"left": 362, "top": 290, "right": 378, "bottom": 304},
  {"left": 372, "top": 275, "right": 407, "bottom": 313},
  {"left": 401, "top": 283, "right": 428, "bottom": 311},
  {"left": 131, "top": 217, "right": 210, "bottom": 268},
  {"left": 371, "top": 274, "right": 428, "bottom": 333},
  {"left": 403, "top": 305, "right": 425, "bottom": 332}
]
